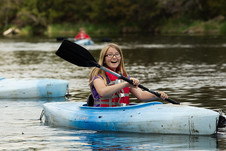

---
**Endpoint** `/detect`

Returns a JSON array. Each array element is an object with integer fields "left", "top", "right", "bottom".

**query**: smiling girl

[{"left": 89, "top": 43, "right": 168, "bottom": 107}]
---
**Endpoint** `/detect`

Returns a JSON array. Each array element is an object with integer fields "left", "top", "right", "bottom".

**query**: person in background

[
  {"left": 74, "top": 28, "right": 91, "bottom": 41},
  {"left": 89, "top": 43, "right": 168, "bottom": 107}
]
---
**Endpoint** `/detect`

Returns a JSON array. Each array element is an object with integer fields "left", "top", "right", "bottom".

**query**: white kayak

[
  {"left": 75, "top": 39, "right": 94, "bottom": 45},
  {"left": 0, "top": 78, "right": 69, "bottom": 98},
  {"left": 43, "top": 101, "right": 221, "bottom": 135}
]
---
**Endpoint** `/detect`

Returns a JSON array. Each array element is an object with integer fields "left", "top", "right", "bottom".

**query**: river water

[{"left": 0, "top": 35, "right": 225, "bottom": 150}]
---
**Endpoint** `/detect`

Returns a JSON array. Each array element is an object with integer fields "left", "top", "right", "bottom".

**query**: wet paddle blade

[{"left": 56, "top": 40, "right": 98, "bottom": 67}]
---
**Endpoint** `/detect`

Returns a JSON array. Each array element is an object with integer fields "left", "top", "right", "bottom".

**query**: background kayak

[
  {"left": 0, "top": 78, "right": 69, "bottom": 98},
  {"left": 43, "top": 101, "right": 220, "bottom": 135},
  {"left": 75, "top": 39, "right": 94, "bottom": 45}
]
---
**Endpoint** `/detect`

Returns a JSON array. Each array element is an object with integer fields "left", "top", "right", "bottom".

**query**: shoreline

[{"left": 2, "top": 18, "right": 226, "bottom": 38}]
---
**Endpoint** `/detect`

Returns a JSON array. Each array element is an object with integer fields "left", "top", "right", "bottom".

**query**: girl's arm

[
  {"left": 93, "top": 77, "right": 130, "bottom": 97},
  {"left": 129, "top": 78, "right": 168, "bottom": 101},
  {"left": 93, "top": 76, "right": 168, "bottom": 101}
]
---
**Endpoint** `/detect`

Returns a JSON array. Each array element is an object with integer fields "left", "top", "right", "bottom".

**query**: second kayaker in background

[
  {"left": 89, "top": 43, "right": 168, "bottom": 107},
  {"left": 74, "top": 28, "right": 91, "bottom": 41}
]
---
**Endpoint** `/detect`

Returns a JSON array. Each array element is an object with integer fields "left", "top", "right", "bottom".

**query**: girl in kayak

[{"left": 89, "top": 43, "right": 168, "bottom": 107}]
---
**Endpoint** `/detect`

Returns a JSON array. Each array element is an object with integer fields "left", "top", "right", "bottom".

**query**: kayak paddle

[{"left": 56, "top": 40, "right": 180, "bottom": 104}]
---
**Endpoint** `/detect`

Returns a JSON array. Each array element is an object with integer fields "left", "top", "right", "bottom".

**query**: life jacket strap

[
  {"left": 108, "top": 79, "right": 123, "bottom": 85},
  {"left": 99, "top": 93, "right": 129, "bottom": 101},
  {"left": 94, "top": 101, "right": 127, "bottom": 107}
]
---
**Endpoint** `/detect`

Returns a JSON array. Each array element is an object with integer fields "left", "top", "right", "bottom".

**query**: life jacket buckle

[
  {"left": 119, "top": 93, "right": 125, "bottom": 97},
  {"left": 114, "top": 79, "right": 122, "bottom": 84},
  {"left": 121, "top": 103, "right": 127, "bottom": 106}
]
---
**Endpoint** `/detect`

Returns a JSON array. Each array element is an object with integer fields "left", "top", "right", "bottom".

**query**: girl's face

[{"left": 104, "top": 47, "right": 121, "bottom": 71}]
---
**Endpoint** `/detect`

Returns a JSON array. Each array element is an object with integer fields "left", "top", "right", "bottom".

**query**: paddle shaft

[{"left": 96, "top": 63, "right": 180, "bottom": 104}]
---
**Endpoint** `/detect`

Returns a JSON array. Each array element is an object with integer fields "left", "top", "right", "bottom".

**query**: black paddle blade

[{"left": 56, "top": 40, "right": 98, "bottom": 67}]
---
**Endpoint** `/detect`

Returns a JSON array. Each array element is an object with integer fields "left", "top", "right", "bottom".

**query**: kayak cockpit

[
  {"left": 81, "top": 101, "right": 163, "bottom": 110},
  {"left": 85, "top": 94, "right": 163, "bottom": 108}
]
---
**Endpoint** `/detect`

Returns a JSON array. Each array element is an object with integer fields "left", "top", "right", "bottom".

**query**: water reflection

[
  {"left": 120, "top": 47, "right": 226, "bottom": 111},
  {"left": 68, "top": 131, "right": 218, "bottom": 151}
]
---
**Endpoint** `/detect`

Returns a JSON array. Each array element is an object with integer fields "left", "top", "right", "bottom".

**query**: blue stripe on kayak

[
  {"left": 75, "top": 39, "right": 94, "bottom": 45},
  {"left": 0, "top": 77, "right": 5, "bottom": 80},
  {"left": 80, "top": 101, "right": 163, "bottom": 110}
]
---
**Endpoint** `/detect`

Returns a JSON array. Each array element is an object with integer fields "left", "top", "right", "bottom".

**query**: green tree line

[{"left": 1, "top": 0, "right": 226, "bottom": 36}]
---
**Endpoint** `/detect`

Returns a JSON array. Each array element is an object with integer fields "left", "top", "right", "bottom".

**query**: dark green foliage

[{"left": 0, "top": 0, "right": 226, "bottom": 34}]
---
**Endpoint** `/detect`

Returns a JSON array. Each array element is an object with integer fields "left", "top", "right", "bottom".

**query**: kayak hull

[
  {"left": 0, "top": 78, "right": 69, "bottom": 98},
  {"left": 43, "top": 102, "right": 220, "bottom": 135},
  {"left": 75, "top": 39, "right": 94, "bottom": 45}
]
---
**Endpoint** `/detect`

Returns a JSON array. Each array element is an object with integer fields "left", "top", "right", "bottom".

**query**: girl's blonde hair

[{"left": 89, "top": 43, "right": 128, "bottom": 85}]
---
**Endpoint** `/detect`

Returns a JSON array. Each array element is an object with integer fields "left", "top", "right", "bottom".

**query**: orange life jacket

[{"left": 94, "top": 71, "right": 130, "bottom": 107}]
